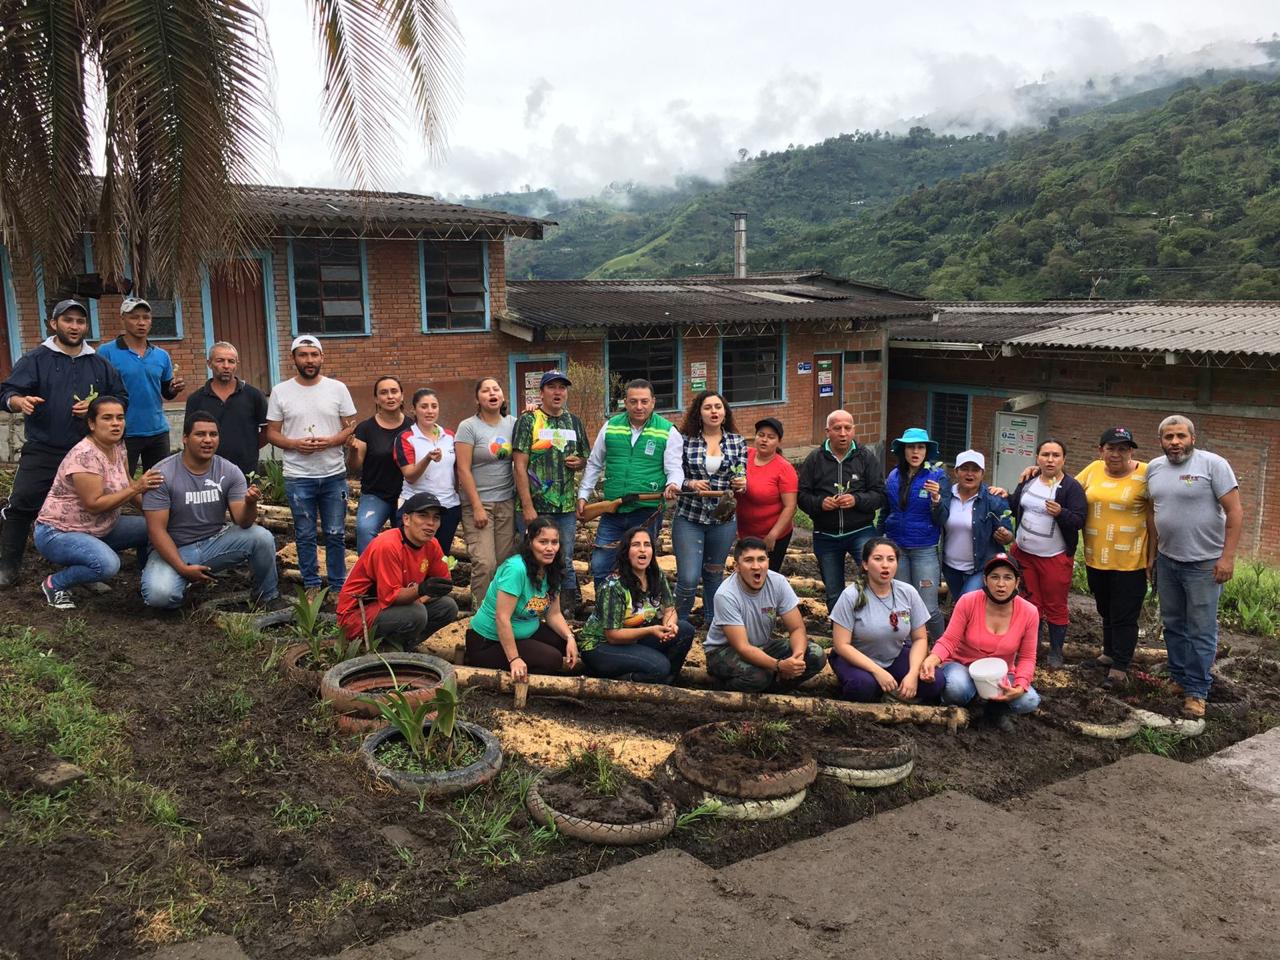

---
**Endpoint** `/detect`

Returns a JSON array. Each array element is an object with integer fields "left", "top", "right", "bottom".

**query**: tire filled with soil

[
  {"left": 280, "top": 643, "right": 326, "bottom": 691},
  {"left": 1038, "top": 687, "right": 1142, "bottom": 740},
  {"left": 360, "top": 720, "right": 502, "bottom": 797},
  {"left": 528, "top": 768, "right": 676, "bottom": 845},
  {"left": 797, "top": 716, "right": 915, "bottom": 771},
  {"left": 1206, "top": 676, "right": 1251, "bottom": 719},
  {"left": 673, "top": 720, "right": 817, "bottom": 800},
  {"left": 321, "top": 652, "right": 455, "bottom": 720}
]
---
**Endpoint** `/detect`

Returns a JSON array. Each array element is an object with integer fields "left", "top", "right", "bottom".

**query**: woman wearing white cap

[{"left": 931, "top": 450, "right": 1013, "bottom": 602}]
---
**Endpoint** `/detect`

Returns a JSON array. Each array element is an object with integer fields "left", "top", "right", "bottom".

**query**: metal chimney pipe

[{"left": 732, "top": 211, "right": 747, "bottom": 278}]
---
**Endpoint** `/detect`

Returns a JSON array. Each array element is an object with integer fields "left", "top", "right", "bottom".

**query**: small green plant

[
  {"left": 218, "top": 613, "right": 265, "bottom": 652},
  {"left": 60, "top": 616, "right": 89, "bottom": 639},
  {"left": 363, "top": 667, "right": 472, "bottom": 770},
  {"left": 272, "top": 795, "right": 331, "bottom": 831},
  {"left": 674, "top": 799, "right": 722, "bottom": 829},
  {"left": 717, "top": 718, "right": 792, "bottom": 760},
  {"left": 393, "top": 844, "right": 415, "bottom": 867},
  {"left": 446, "top": 767, "right": 558, "bottom": 867},
  {"left": 563, "top": 741, "right": 623, "bottom": 796},
  {"left": 1133, "top": 726, "right": 1183, "bottom": 757},
  {"left": 247, "top": 459, "right": 286, "bottom": 504}
]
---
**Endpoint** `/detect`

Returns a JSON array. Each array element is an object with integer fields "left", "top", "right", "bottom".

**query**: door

[
  {"left": 993, "top": 411, "right": 1040, "bottom": 493},
  {"left": 513, "top": 356, "right": 567, "bottom": 414},
  {"left": 811, "top": 353, "right": 843, "bottom": 443},
  {"left": 0, "top": 285, "right": 11, "bottom": 381},
  {"left": 209, "top": 259, "right": 271, "bottom": 391}
]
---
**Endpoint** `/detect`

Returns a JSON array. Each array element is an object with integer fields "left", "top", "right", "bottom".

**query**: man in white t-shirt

[{"left": 265, "top": 336, "right": 357, "bottom": 593}]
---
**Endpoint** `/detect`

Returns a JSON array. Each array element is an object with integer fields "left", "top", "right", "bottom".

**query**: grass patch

[
  {"left": 1220, "top": 560, "right": 1280, "bottom": 638},
  {"left": 1132, "top": 726, "right": 1184, "bottom": 757},
  {"left": 793, "top": 508, "right": 814, "bottom": 531},
  {"left": 272, "top": 795, "right": 337, "bottom": 832},
  {"left": 375, "top": 737, "right": 483, "bottom": 775},
  {"left": 289, "top": 879, "right": 392, "bottom": 927},
  {"left": 217, "top": 613, "right": 267, "bottom": 653},
  {"left": 445, "top": 765, "right": 559, "bottom": 868}
]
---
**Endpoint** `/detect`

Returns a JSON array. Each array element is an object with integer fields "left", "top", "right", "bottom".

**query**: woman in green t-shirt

[
  {"left": 464, "top": 517, "right": 579, "bottom": 680},
  {"left": 580, "top": 526, "right": 694, "bottom": 684}
]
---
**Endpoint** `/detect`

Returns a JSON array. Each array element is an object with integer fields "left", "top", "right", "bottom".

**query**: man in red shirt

[{"left": 337, "top": 493, "right": 457, "bottom": 650}]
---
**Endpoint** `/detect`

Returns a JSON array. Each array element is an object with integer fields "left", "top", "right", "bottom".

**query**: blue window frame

[
  {"left": 419, "top": 240, "right": 489, "bottom": 333},
  {"left": 719, "top": 328, "right": 786, "bottom": 406},
  {"left": 0, "top": 243, "right": 23, "bottom": 367},
  {"left": 605, "top": 325, "right": 682, "bottom": 413},
  {"left": 287, "top": 237, "right": 371, "bottom": 336}
]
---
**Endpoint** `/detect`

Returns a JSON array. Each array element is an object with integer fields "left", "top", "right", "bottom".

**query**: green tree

[{"left": 0, "top": 0, "right": 460, "bottom": 292}]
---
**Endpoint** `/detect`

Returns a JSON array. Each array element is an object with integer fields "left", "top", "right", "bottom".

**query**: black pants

[
  {"left": 0, "top": 441, "right": 69, "bottom": 565},
  {"left": 464, "top": 623, "right": 568, "bottom": 674},
  {"left": 1085, "top": 566, "right": 1148, "bottom": 671},
  {"left": 126, "top": 433, "right": 170, "bottom": 475},
  {"left": 369, "top": 596, "right": 459, "bottom": 651},
  {"left": 767, "top": 532, "right": 793, "bottom": 574}
]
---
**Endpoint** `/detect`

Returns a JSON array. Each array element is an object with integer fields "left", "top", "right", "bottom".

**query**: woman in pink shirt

[{"left": 920, "top": 553, "right": 1041, "bottom": 730}]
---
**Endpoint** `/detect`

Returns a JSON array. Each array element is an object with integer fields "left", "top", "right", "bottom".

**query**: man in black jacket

[
  {"left": 0, "top": 299, "right": 129, "bottom": 587},
  {"left": 797, "top": 409, "right": 886, "bottom": 613}
]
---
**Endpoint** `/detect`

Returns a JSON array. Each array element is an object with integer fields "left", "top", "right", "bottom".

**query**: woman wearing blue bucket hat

[{"left": 878, "top": 427, "right": 946, "bottom": 639}]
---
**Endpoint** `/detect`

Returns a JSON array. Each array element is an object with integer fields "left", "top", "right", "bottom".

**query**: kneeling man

[
  {"left": 704, "top": 537, "right": 825, "bottom": 692},
  {"left": 142, "top": 412, "right": 281, "bottom": 608},
  {"left": 337, "top": 493, "right": 459, "bottom": 650}
]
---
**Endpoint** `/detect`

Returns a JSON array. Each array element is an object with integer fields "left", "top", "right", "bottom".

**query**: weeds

[
  {"left": 135, "top": 897, "right": 209, "bottom": 946},
  {"left": 563, "top": 741, "right": 622, "bottom": 796},
  {"left": 1132, "top": 726, "right": 1184, "bottom": 757},
  {"left": 674, "top": 799, "right": 722, "bottom": 829},
  {"left": 218, "top": 614, "right": 265, "bottom": 653},
  {"left": 61, "top": 616, "right": 89, "bottom": 640},
  {"left": 143, "top": 787, "right": 184, "bottom": 829},
  {"left": 272, "top": 796, "right": 333, "bottom": 832},
  {"left": 445, "top": 766, "right": 558, "bottom": 867},
  {"left": 1220, "top": 560, "right": 1280, "bottom": 637},
  {"left": 717, "top": 718, "right": 792, "bottom": 760},
  {"left": 289, "top": 879, "right": 390, "bottom": 927}
]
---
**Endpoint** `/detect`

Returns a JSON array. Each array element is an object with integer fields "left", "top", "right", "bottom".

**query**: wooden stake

[
  {"left": 513, "top": 681, "right": 529, "bottom": 710},
  {"left": 450, "top": 666, "right": 967, "bottom": 730}
]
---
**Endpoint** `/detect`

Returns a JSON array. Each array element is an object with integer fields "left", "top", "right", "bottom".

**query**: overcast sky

[{"left": 260, "top": 0, "right": 1277, "bottom": 198}]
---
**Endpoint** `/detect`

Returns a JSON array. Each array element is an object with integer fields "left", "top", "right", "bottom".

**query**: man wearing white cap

[
  {"left": 98, "top": 297, "right": 186, "bottom": 473},
  {"left": 265, "top": 336, "right": 357, "bottom": 593},
  {"left": 929, "top": 450, "right": 1013, "bottom": 602}
]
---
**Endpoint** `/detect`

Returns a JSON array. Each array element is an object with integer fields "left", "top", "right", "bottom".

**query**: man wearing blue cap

[{"left": 0, "top": 299, "right": 128, "bottom": 588}]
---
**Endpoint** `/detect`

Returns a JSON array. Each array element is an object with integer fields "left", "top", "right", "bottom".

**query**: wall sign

[
  {"left": 819, "top": 384, "right": 834, "bottom": 397},
  {"left": 691, "top": 377, "right": 706, "bottom": 391},
  {"left": 690, "top": 361, "right": 707, "bottom": 379},
  {"left": 797, "top": 361, "right": 812, "bottom": 374}
]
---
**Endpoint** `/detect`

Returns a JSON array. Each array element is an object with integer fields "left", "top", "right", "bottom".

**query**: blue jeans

[
  {"left": 1156, "top": 553, "right": 1222, "bottom": 699},
  {"left": 896, "top": 545, "right": 943, "bottom": 640},
  {"left": 591, "top": 508, "right": 664, "bottom": 591},
  {"left": 356, "top": 494, "right": 399, "bottom": 555},
  {"left": 34, "top": 517, "right": 150, "bottom": 590},
  {"left": 671, "top": 514, "right": 737, "bottom": 622},
  {"left": 286, "top": 473, "right": 348, "bottom": 588},
  {"left": 813, "top": 526, "right": 877, "bottom": 613},
  {"left": 939, "top": 661, "right": 1041, "bottom": 714},
  {"left": 581, "top": 621, "right": 695, "bottom": 684},
  {"left": 941, "top": 564, "right": 984, "bottom": 605},
  {"left": 141, "top": 524, "right": 280, "bottom": 609}
]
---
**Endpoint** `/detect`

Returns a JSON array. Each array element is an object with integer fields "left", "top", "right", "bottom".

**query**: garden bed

[{"left": 0, "top": 556, "right": 1273, "bottom": 960}]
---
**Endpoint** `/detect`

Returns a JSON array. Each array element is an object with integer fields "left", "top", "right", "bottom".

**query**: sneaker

[
  {"left": 41, "top": 577, "right": 76, "bottom": 610},
  {"left": 1182, "top": 696, "right": 1206, "bottom": 719}
]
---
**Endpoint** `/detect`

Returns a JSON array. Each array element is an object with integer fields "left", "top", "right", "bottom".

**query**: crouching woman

[
  {"left": 828, "top": 537, "right": 945, "bottom": 703},
  {"left": 580, "top": 526, "right": 694, "bottom": 684},
  {"left": 464, "top": 516, "right": 580, "bottom": 679},
  {"left": 920, "top": 553, "right": 1042, "bottom": 730}
]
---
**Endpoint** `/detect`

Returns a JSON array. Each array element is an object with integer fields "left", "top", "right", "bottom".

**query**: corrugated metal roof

[
  {"left": 239, "top": 183, "right": 551, "bottom": 239},
  {"left": 506, "top": 276, "right": 931, "bottom": 330},
  {"left": 889, "top": 300, "right": 1280, "bottom": 357}
]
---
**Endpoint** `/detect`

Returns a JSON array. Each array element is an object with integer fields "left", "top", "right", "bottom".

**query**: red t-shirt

[
  {"left": 736, "top": 449, "right": 800, "bottom": 539},
  {"left": 337, "top": 527, "right": 451, "bottom": 639}
]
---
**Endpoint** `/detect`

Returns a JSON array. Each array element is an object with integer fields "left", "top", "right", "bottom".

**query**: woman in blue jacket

[
  {"left": 879, "top": 427, "right": 946, "bottom": 639},
  {"left": 930, "top": 450, "right": 1013, "bottom": 602}
]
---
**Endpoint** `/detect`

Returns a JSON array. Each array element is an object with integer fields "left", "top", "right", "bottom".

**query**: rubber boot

[
  {"left": 1047, "top": 623, "right": 1067, "bottom": 669},
  {"left": 0, "top": 525, "right": 23, "bottom": 589}
]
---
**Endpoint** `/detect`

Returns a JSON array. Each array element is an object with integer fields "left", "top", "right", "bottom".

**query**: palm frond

[
  {"left": 93, "top": 0, "right": 274, "bottom": 291},
  {"left": 379, "top": 0, "right": 461, "bottom": 161}
]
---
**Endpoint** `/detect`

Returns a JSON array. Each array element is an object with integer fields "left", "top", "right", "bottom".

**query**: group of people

[{"left": 0, "top": 299, "right": 1242, "bottom": 720}]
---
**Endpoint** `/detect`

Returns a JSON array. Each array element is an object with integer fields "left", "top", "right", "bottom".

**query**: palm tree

[{"left": 0, "top": 0, "right": 460, "bottom": 295}]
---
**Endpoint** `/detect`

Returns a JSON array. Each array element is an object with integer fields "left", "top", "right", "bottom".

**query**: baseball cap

[
  {"left": 50, "top": 298, "right": 88, "bottom": 320},
  {"left": 955, "top": 449, "right": 985, "bottom": 470},
  {"left": 290, "top": 335, "right": 323, "bottom": 353},
  {"left": 754, "top": 417, "right": 784, "bottom": 439},
  {"left": 120, "top": 296, "right": 152, "bottom": 314},
  {"left": 539, "top": 370, "right": 572, "bottom": 388},
  {"left": 1099, "top": 426, "right": 1137, "bottom": 448},
  {"left": 984, "top": 552, "right": 1022, "bottom": 578},
  {"left": 401, "top": 492, "right": 443, "bottom": 515}
]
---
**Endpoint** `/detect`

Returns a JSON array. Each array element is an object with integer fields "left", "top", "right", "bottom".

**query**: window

[
  {"left": 930, "top": 391, "right": 971, "bottom": 463},
  {"left": 291, "top": 239, "right": 366, "bottom": 335},
  {"left": 722, "top": 331, "right": 783, "bottom": 404},
  {"left": 421, "top": 241, "right": 487, "bottom": 331},
  {"left": 607, "top": 326, "right": 678, "bottom": 410},
  {"left": 134, "top": 291, "right": 179, "bottom": 339}
]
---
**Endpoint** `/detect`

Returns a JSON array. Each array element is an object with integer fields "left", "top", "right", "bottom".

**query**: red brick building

[
  {"left": 886, "top": 302, "right": 1280, "bottom": 562},
  {"left": 0, "top": 186, "right": 926, "bottom": 454}
]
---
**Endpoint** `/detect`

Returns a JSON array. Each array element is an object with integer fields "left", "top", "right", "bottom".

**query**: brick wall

[{"left": 888, "top": 349, "right": 1280, "bottom": 562}]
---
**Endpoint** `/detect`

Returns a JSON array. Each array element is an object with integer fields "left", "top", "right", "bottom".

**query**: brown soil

[
  {"left": 1117, "top": 673, "right": 1193, "bottom": 717},
  {"left": 792, "top": 716, "right": 910, "bottom": 753},
  {"left": 0, "top": 552, "right": 1273, "bottom": 960},
  {"left": 537, "top": 768, "right": 663, "bottom": 824},
  {"left": 1038, "top": 687, "right": 1134, "bottom": 725},
  {"left": 679, "top": 721, "right": 813, "bottom": 779}
]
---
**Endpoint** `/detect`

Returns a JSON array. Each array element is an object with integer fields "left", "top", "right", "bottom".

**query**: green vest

[{"left": 602, "top": 411, "right": 673, "bottom": 510}]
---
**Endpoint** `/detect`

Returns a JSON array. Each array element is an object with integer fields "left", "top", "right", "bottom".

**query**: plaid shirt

[{"left": 678, "top": 431, "right": 747, "bottom": 524}]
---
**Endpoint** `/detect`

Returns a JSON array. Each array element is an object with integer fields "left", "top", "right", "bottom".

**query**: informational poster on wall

[
  {"left": 993, "top": 411, "right": 1040, "bottom": 493},
  {"left": 691, "top": 378, "right": 706, "bottom": 391},
  {"left": 797, "top": 361, "right": 813, "bottom": 375},
  {"left": 523, "top": 370, "right": 543, "bottom": 411},
  {"left": 819, "top": 384, "right": 834, "bottom": 397},
  {"left": 690, "top": 361, "right": 707, "bottom": 380}
]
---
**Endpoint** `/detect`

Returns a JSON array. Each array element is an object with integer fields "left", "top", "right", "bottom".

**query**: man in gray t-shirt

[
  {"left": 1144, "top": 415, "right": 1243, "bottom": 715},
  {"left": 141, "top": 412, "right": 282, "bottom": 610},
  {"left": 704, "top": 538, "right": 825, "bottom": 693}
]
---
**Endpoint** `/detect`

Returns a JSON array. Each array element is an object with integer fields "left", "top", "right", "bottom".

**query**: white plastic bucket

[{"left": 968, "top": 657, "right": 1009, "bottom": 700}]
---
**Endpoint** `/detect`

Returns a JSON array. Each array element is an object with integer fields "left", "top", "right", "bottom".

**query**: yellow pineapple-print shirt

[{"left": 1075, "top": 460, "right": 1150, "bottom": 571}]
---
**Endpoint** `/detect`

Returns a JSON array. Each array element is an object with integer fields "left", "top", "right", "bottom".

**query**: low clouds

[{"left": 524, "top": 78, "right": 553, "bottom": 128}]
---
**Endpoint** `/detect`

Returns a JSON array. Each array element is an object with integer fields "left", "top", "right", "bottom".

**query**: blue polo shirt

[{"left": 97, "top": 336, "right": 174, "bottom": 437}]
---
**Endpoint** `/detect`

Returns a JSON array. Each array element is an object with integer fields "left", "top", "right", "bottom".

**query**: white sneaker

[{"left": 41, "top": 578, "right": 76, "bottom": 610}]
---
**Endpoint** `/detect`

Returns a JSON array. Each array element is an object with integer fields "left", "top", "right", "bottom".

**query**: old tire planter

[
  {"left": 280, "top": 643, "right": 326, "bottom": 691},
  {"left": 1205, "top": 678, "right": 1251, "bottom": 720},
  {"left": 701, "top": 788, "right": 807, "bottom": 821},
  {"left": 361, "top": 720, "right": 502, "bottom": 798},
  {"left": 815, "top": 732, "right": 914, "bottom": 772},
  {"left": 321, "top": 652, "right": 455, "bottom": 720},
  {"left": 335, "top": 712, "right": 387, "bottom": 735},
  {"left": 526, "top": 778, "right": 677, "bottom": 846},
  {"left": 1130, "top": 707, "right": 1206, "bottom": 737},
  {"left": 673, "top": 721, "right": 817, "bottom": 800},
  {"left": 820, "top": 758, "right": 915, "bottom": 788},
  {"left": 199, "top": 591, "right": 318, "bottom": 631}
]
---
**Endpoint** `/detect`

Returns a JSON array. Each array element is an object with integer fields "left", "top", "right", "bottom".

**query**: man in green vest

[{"left": 577, "top": 379, "right": 684, "bottom": 591}]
